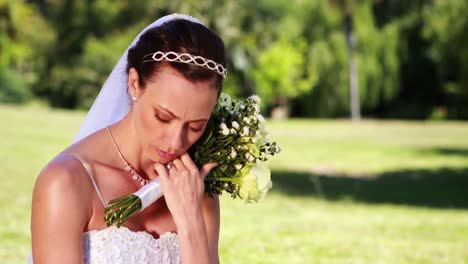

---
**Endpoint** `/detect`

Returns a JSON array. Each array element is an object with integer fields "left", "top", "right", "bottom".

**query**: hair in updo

[{"left": 127, "top": 19, "right": 226, "bottom": 92}]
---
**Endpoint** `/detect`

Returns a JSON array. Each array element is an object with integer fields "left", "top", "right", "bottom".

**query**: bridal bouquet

[{"left": 104, "top": 93, "right": 281, "bottom": 227}]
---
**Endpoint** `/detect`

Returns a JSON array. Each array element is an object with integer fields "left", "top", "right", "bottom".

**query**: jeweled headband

[
  {"left": 141, "top": 14, "right": 227, "bottom": 79},
  {"left": 143, "top": 51, "right": 227, "bottom": 79}
]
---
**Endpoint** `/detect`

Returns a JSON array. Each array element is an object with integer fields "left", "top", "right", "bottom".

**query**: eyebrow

[{"left": 154, "top": 105, "right": 209, "bottom": 123}]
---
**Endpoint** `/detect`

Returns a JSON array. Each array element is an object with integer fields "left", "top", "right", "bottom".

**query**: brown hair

[{"left": 127, "top": 19, "right": 226, "bottom": 92}]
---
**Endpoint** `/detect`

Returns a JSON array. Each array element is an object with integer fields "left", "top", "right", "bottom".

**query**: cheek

[
  {"left": 186, "top": 134, "right": 199, "bottom": 147},
  {"left": 186, "top": 129, "right": 205, "bottom": 147},
  {"left": 135, "top": 107, "right": 158, "bottom": 140}
]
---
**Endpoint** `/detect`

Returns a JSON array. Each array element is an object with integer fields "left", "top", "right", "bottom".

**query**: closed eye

[
  {"left": 155, "top": 115, "right": 170, "bottom": 123},
  {"left": 190, "top": 127, "right": 203, "bottom": 133},
  {"left": 189, "top": 121, "right": 206, "bottom": 133}
]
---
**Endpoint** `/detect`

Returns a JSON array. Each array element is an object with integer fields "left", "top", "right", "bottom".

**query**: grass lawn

[{"left": 1, "top": 104, "right": 467, "bottom": 263}]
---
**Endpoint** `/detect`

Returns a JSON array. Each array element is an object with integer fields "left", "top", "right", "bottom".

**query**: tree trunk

[
  {"left": 271, "top": 95, "right": 288, "bottom": 120},
  {"left": 343, "top": 1, "right": 361, "bottom": 122}
]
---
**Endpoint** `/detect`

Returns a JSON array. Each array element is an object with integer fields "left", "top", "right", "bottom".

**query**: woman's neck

[{"left": 109, "top": 117, "right": 158, "bottom": 182}]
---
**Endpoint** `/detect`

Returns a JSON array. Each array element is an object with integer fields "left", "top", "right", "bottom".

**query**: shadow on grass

[
  {"left": 271, "top": 168, "right": 468, "bottom": 209},
  {"left": 429, "top": 147, "right": 468, "bottom": 157}
]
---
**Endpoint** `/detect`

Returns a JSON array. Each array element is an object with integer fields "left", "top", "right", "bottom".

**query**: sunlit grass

[
  {"left": 266, "top": 119, "right": 468, "bottom": 174},
  {"left": 1, "top": 104, "right": 467, "bottom": 263},
  {"left": 219, "top": 194, "right": 468, "bottom": 264}
]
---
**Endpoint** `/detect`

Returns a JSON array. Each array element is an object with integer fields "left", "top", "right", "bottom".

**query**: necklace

[{"left": 106, "top": 126, "right": 150, "bottom": 186}]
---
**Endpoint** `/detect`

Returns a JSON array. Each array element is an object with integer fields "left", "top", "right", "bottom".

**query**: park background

[{"left": 1, "top": 0, "right": 467, "bottom": 263}]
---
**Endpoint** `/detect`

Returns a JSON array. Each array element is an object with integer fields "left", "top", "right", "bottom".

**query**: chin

[{"left": 144, "top": 145, "right": 160, "bottom": 163}]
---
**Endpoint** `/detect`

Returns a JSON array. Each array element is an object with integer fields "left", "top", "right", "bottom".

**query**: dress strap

[{"left": 62, "top": 153, "right": 107, "bottom": 208}]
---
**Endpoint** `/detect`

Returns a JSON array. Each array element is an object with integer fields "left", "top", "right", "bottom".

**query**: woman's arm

[
  {"left": 202, "top": 193, "right": 221, "bottom": 264},
  {"left": 31, "top": 157, "right": 90, "bottom": 264},
  {"left": 176, "top": 207, "right": 211, "bottom": 264}
]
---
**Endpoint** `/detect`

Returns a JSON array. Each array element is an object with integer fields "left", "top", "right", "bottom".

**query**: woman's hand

[
  {"left": 154, "top": 153, "right": 217, "bottom": 230},
  {"left": 154, "top": 153, "right": 217, "bottom": 264}
]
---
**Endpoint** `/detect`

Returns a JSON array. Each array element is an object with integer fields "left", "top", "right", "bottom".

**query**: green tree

[
  {"left": 252, "top": 37, "right": 317, "bottom": 115},
  {"left": 372, "top": 0, "right": 441, "bottom": 119},
  {"left": 422, "top": 0, "right": 468, "bottom": 119},
  {"left": 298, "top": 0, "right": 400, "bottom": 118},
  {"left": 0, "top": 0, "right": 54, "bottom": 103}
]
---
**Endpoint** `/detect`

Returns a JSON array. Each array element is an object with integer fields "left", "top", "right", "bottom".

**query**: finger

[
  {"left": 172, "top": 158, "right": 186, "bottom": 173},
  {"left": 154, "top": 163, "right": 169, "bottom": 180},
  {"left": 180, "top": 153, "right": 197, "bottom": 171},
  {"left": 200, "top": 162, "right": 218, "bottom": 179}
]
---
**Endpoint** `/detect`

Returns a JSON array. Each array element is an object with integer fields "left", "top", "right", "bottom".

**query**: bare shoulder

[
  {"left": 35, "top": 154, "right": 92, "bottom": 195},
  {"left": 31, "top": 154, "right": 94, "bottom": 262},
  {"left": 32, "top": 154, "right": 94, "bottom": 224}
]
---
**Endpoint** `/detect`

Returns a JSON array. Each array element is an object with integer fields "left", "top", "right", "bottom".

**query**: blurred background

[{"left": 1, "top": 0, "right": 467, "bottom": 263}]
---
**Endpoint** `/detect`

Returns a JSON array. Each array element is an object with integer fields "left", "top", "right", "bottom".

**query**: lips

[{"left": 157, "top": 148, "right": 177, "bottom": 160}]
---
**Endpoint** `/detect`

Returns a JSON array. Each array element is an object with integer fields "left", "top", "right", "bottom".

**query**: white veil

[{"left": 72, "top": 14, "right": 202, "bottom": 144}]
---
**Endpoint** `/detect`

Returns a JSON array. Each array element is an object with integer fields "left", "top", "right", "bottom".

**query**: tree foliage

[
  {"left": 422, "top": 0, "right": 468, "bottom": 118},
  {"left": 1, "top": 0, "right": 467, "bottom": 119},
  {"left": 0, "top": 0, "right": 54, "bottom": 103}
]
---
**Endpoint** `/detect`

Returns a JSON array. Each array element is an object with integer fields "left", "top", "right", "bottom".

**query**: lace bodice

[
  {"left": 28, "top": 226, "right": 181, "bottom": 264},
  {"left": 83, "top": 226, "right": 181, "bottom": 263}
]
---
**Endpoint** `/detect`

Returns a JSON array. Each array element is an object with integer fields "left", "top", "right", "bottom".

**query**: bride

[{"left": 30, "top": 14, "right": 226, "bottom": 264}]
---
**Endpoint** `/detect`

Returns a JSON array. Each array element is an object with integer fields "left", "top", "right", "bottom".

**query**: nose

[{"left": 167, "top": 124, "right": 185, "bottom": 152}]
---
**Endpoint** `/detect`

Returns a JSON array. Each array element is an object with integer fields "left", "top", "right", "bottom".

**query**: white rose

[
  {"left": 221, "top": 93, "right": 231, "bottom": 102},
  {"left": 241, "top": 126, "right": 249, "bottom": 136},
  {"left": 254, "top": 104, "right": 260, "bottom": 113},
  {"left": 219, "top": 123, "right": 230, "bottom": 135},
  {"left": 230, "top": 149, "right": 237, "bottom": 159},
  {"left": 238, "top": 164, "right": 272, "bottom": 203},
  {"left": 245, "top": 153, "right": 255, "bottom": 162},
  {"left": 232, "top": 121, "right": 240, "bottom": 129},
  {"left": 250, "top": 95, "right": 261, "bottom": 104},
  {"left": 275, "top": 145, "right": 282, "bottom": 153},
  {"left": 256, "top": 114, "right": 265, "bottom": 124}
]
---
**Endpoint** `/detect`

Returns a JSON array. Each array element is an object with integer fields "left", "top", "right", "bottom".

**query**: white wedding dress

[
  {"left": 28, "top": 154, "right": 181, "bottom": 264},
  {"left": 79, "top": 226, "right": 180, "bottom": 263}
]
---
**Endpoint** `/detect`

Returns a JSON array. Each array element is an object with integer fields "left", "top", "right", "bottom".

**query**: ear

[{"left": 128, "top": 68, "right": 141, "bottom": 98}]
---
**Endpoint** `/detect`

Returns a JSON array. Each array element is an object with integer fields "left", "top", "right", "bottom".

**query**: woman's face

[{"left": 128, "top": 65, "right": 219, "bottom": 164}]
